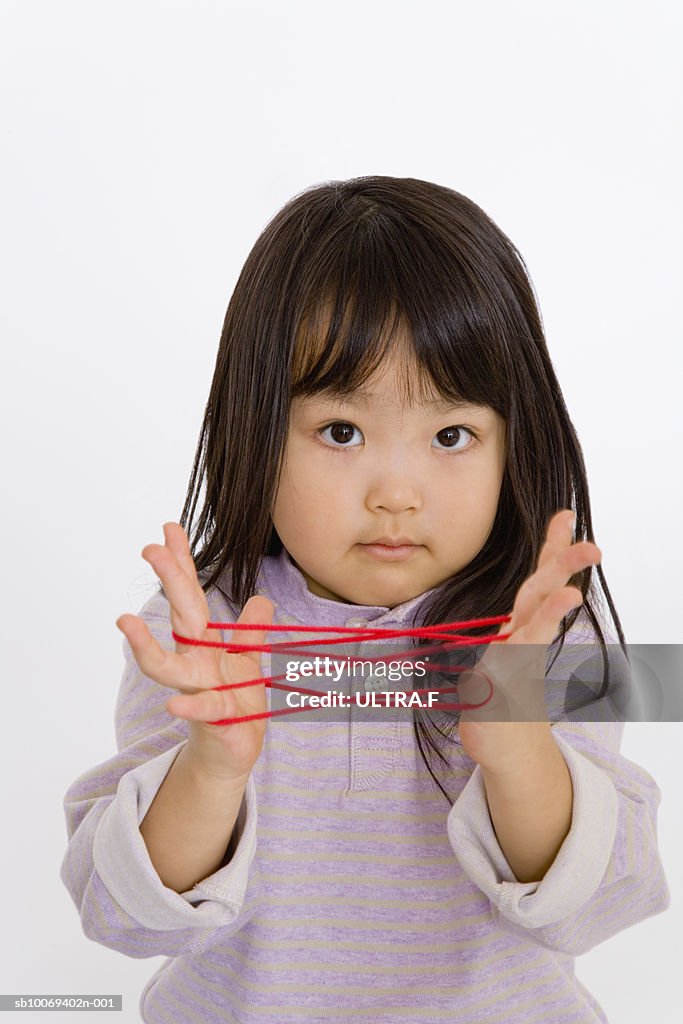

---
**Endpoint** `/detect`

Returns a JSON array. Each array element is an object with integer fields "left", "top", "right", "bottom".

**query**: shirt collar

[{"left": 258, "top": 546, "right": 442, "bottom": 628}]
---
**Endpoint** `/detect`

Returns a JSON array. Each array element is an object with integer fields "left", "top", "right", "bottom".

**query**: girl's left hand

[{"left": 455, "top": 509, "right": 602, "bottom": 774}]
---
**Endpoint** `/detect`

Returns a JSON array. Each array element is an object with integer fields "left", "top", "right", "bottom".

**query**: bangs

[
  {"left": 291, "top": 294, "right": 444, "bottom": 408},
  {"left": 288, "top": 228, "right": 510, "bottom": 417}
]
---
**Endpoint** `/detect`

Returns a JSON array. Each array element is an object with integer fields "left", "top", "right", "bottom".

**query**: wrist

[
  {"left": 180, "top": 741, "right": 253, "bottom": 790},
  {"left": 480, "top": 722, "right": 556, "bottom": 779}
]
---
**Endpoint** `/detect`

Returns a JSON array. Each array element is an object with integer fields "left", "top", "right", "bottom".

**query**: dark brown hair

[{"left": 178, "top": 175, "right": 628, "bottom": 803}]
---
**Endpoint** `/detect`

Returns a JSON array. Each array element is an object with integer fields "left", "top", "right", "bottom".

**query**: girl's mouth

[{"left": 358, "top": 543, "right": 421, "bottom": 561}]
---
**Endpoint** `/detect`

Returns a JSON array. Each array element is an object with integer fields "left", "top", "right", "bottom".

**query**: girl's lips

[{"left": 358, "top": 543, "right": 422, "bottom": 561}]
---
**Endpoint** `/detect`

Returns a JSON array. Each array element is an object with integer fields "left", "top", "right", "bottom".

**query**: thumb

[{"left": 230, "top": 595, "right": 275, "bottom": 672}]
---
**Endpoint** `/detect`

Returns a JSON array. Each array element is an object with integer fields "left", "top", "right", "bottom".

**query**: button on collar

[{"left": 364, "top": 674, "right": 388, "bottom": 693}]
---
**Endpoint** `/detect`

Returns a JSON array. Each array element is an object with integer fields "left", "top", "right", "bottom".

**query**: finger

[
  {"left": 537, "top": 509, "right": 575, "bottom": 571},
  {"left": 167, "top": 684, "right": 238, "bottom": 722},
  {"left": 525, "top": 541, "right": 601, "bottom": 611},
  {"left": 115, "top": 613, "right": 202, "bottom": 691},
  {"left": 509, "top": 537, "right": 601, "bottom": 636},
  {"left": 498, "top": 510, "right": 576, "bottom": 637},
  {"left": 226, "top": 595, "right": 275, "bottom": 672},
  {"left": 141, "top": 540, "right": 207, "bottom": 638},
  {"left": 218, "top": 596, "right": 276, "bottom": 715},
  {"left": 511, "top": 585, "right": 584, "bottom": 648},
  {"left": 162, "top": 522, "right": 202, "bottom": 587}
]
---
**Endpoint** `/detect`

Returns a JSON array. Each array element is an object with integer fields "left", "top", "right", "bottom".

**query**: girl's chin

[{"left": 299, "top": 556, "right": 434, "bottom": 607}]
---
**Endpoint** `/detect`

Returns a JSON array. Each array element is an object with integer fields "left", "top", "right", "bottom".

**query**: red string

[{"left": 170, "top": 615, "right": 512, "bottom": 725}]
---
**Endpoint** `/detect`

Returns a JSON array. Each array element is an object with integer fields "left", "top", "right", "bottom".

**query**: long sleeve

[
  {"left": 59, "top": 589, "right": 266, "bottom": 958},
  {"left": 447, "top": 715, "right": 671, "bottom": 956}
]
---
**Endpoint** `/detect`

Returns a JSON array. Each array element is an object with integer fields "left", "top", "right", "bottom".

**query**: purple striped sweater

[{"left": 60, "top": 547, "right": 670, "bottom": 1022}]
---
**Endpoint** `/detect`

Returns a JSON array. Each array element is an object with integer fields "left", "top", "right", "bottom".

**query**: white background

[{"left": 1, "top": 1, "right": 681, "bottom": 1021}]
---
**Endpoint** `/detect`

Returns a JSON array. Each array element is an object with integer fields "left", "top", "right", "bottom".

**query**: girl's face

[{"left": 271, "top": 352, "right": 507, "bottom": 609}]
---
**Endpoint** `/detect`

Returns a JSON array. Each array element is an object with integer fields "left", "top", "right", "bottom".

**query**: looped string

[{"left": 171, "top": 614, "right": 513, "bottom": 725}]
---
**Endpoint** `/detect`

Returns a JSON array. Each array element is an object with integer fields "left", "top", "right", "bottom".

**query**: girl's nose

[{"left": 365, "top": 470, "right": 423, "bottom": 513}]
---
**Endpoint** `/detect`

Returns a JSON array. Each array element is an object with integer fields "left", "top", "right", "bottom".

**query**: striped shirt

[{"left": 60, "top": 546, "right": 670, "bottom": 1022}]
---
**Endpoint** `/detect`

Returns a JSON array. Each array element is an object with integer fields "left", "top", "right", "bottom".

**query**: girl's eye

[
  {"left": 432, "top": 425, "right": 476, "bottom": 452},
  {"left": 318, "top": 422, "right": 363, "bottom": 448},
  {"left": 316, "top": 422, "right": 477, "bottom": 452}
]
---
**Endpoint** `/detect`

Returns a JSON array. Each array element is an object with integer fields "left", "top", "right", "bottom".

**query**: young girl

[{"left": 61, "top": 176, "right": 670, "bottom": 1023}]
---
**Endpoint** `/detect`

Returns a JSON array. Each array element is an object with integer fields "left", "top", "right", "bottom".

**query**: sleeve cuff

[
  {"left": 446, "top": 730, "right": 619, "bottom": 927},
  {"left": 93, "top": 740, "right": 258, "bottom": 930}
]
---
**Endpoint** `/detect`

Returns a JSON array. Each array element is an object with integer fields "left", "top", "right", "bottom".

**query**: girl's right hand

[{"left": 115, "top": 522, "right": 275, "bottom": 783}]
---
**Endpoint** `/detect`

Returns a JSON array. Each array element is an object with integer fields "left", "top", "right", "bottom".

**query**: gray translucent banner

[{"left": 270, "top": 640, "right": 683, "bottom": 723}]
